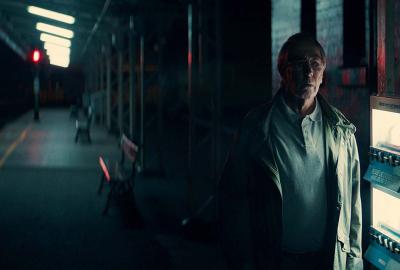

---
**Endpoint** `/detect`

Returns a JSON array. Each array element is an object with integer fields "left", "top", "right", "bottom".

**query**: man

[{"left": 217, "top": 33, "right": 363, "bottom": 270}]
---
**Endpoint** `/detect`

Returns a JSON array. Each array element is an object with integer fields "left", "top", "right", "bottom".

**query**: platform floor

[{"left": 0, "top": 109, "right": 226, "bottom": 270}]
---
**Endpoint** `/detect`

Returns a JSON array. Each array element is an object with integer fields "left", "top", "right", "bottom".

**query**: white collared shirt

[{"left": 270, "top": 94, "right": 327, "bottom": 252}]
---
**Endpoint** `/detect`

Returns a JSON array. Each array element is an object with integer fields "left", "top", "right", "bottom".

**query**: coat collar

[{"left": 316, "top": 93, "right": 356, "bottom": 136}]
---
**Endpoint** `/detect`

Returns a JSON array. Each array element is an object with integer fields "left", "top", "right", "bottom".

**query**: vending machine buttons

[
  {"left": 368, "top": 147, "right": 400, "bottom": 166},
  {"left": 370, "top": 227, "right": 400, "bottom": 254},
  {"left": 377, "top": 151, "right": 383, "bottom": 162}
]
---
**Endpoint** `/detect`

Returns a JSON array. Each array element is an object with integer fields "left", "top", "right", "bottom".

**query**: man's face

[{"left": 282, "top": 42, "right": 325, "bottom": 100}]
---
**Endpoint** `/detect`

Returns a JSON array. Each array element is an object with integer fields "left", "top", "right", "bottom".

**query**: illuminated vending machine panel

[{"left": 364, "top": 96, "right": 400, "bottom": 269}]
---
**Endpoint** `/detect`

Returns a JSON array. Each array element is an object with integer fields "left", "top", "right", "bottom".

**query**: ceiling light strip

[
  {"left": 45, "top": 45, "right": 71, "bottom": 55},
  {"left": 49, "top": 56, "right": 70, "bottom": 64},
  {"left": 36, "top": 22, "right": 74, "bottom": 39},
  {"left": 27, "top": 6, "right": 75, "bottom": 24},
  {"left": 49, "top": 62, "right": 69, "bottom": 68},
  {"left": 40, "top": 33, "right": 71, "bottom": 47},
  {"left": 44, "top": 42, "right": 70, "bottom": 51},
  {"left": 47, "top": 58, "right": 71, "bottom": 65}
]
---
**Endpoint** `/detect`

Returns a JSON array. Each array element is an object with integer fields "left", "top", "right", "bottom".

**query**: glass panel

[
  {"left": 372, "top": 187, "right": 400, "bottom": 241},
  {"left": 372, "top": 109, "right": 400, "bottom": 153}
]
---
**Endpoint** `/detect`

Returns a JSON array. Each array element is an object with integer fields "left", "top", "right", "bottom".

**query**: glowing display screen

[
  {"left": 372, "top": 187, "right": 400, "bottom": 241},
  {"left": 372, "top": 109, "right": 400, "bottom": 153}
]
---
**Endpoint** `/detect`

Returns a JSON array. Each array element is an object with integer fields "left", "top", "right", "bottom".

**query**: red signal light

[{"left": 32, "top": 49, "right": 41, "bottom": 63}]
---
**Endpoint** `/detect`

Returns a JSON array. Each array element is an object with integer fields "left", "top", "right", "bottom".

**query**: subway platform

[{"left": 0, "top": 109, "right": 227, "bottom": 270}]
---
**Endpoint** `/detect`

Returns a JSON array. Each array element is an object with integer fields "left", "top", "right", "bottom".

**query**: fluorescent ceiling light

[
  {"left": 47, "top": 52, "right": 70, "bottom": 63},
  {"left": 49, "top": 59, "right": 70, "bottom": 67},
  {"left": 46, "top": 53, "right": 70, "bottom": 61},
  {"left": 49, "top": 61, "right": 69, "bottom": 68},
  {"left": 27, "top": 6, "right": 75, "bottom": 24},
  {"left": 46, "top": 48, "right": 70, "bottom": 55},
  {"left": 45, "top": 44, "right": 71, "bottom": 56},
  {"left": 44, "top": 41, "right": 69, "bottom": 50},
  {"left": 40, "top": 33, "right": 71, "bottom": 47},
  {"left": 49, "top": 56, "right": 70, "bottom": 65},
  {"left": 48, "top": 53, "right": 70, "bottom": 62},
  {"left": 36, "top": 22, "right": 74, "bottom": 39},
  {"left": 47, "top": 55, "right": 70, "bottom": 64}
]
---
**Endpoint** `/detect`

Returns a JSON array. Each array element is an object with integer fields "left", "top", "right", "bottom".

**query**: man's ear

[
  {"left": 320, "top": 72, "right": 326, "bottom": 87},
  {"left": 282, "top": 67, "right": 291, "bottom": 85}
]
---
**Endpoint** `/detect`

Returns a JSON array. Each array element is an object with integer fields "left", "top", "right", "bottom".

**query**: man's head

[{"left": 278, "top": 33, "right": 326, "bottom": 100}]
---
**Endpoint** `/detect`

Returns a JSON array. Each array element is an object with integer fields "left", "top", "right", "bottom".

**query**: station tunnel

[{"left": 0, "top": 0, "right": 399, "bottom": 269}]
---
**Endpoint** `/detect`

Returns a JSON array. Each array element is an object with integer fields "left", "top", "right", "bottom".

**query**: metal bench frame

[
  {"left": 98, "top": 134, "right": 139, "bottom": 215},
  {"left": 75, "top": 107, "right": 93, "bottom": 143}
]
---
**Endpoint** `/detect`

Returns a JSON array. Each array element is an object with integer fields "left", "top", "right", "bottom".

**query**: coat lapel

[{"left": 249, "top": 97, "right": 282, "bottom": 198}]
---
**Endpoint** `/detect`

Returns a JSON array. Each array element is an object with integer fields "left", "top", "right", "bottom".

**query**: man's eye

[{"left": 311, "top": 61, "right": 322, "bottom": 69}]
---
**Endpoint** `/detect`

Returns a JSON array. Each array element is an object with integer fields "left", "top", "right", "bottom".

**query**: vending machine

[{"left": 364, "top": 96, "right": 400, "bottom": 269}]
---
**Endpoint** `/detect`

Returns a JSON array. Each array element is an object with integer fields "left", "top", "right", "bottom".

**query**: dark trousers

[{"left": 281, "top": 250, "right": 323, "bottom": 270}]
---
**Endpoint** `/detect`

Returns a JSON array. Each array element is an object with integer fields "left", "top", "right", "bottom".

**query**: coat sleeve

[
  {"left": 217, "top": 128, "right": 255, "bottom": 270},
  {"left": 346, "top": 135, "right": 363, "bottom": 270}
]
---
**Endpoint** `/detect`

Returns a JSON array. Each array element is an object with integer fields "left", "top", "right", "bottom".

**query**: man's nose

[{"left": 303, "top": 62, "right": 313, "bottom": 77}]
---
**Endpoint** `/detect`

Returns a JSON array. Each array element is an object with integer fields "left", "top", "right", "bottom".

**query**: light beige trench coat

[{"left": 218, "top": 91, "right": 363, "bottom": 270}]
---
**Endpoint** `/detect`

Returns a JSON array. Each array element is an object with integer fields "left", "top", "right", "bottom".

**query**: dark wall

[
  {"left": 0, "top": 40, "right": 33, "bottom": 125},
  {"left": 395, "top": 0, "right": 400, "bottom": 94},
  {"left": 159, "top": 0, "right": 271, "bottom": 120},
  {"left": 222, "top": 0, "right": 270, "bottom": 111}
]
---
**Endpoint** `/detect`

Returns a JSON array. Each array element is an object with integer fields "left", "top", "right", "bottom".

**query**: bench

[
  {"left": 98, "top": 134, "right": 139, "bottom": 215},
  {"left": 70, "top": 105, "right": 79, "bottom": 119},
  {"left": 75, "top": 106, "right": 93, "bottom": 143}
]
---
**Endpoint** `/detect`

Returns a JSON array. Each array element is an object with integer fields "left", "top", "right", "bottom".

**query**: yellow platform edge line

[{"left": 0, "top": 124, "right": 32, "bottom": 168}]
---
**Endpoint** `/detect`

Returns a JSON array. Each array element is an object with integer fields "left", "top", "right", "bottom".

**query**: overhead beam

[
  {"left": 80, "top": 0, "right": 112, "bottom": 58},
  {"left": 0, "top": 26, "right": 26, "bottom": 59},
  {"left": 0, "top": 13, "right": 27, "bottom": 59}
]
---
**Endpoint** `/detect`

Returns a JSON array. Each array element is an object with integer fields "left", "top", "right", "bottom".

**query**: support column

[
  {"left": 117, "top": 31, "right": 124, "bottom": 135},
  {"left": 129, "top": 16, "right": 136, "bottom": 138},
  {"left": 157, "top": 31, "right": 164, "bottom": 141},
  {"left": 87, "top": 60, "right": 93, "bottom": 109},
  {"left": 198, "top": 0, "right": 203, "bottom": 89},
  {"left": 106, "top": 41, "right": 112, "bottom": 130},
  {"left": 139, "top": 35, "right": 144, "bottom": 171},
  {"left": 94, "top": 47, "right": 99, "bottom": 93},
  {"left": 187, "top": 3, "right": 194, "bottom": 213},
  {"left": 100, "top": 45, "right": 105, "bottom": 124},
  {"left": 90, "top": 53, "right": 95, "bottom": 95},
  {"left": 213, "top": 0, "right": 222, "bottom": 180},
  {"left": 33, "top": 67, "right": 40, "bottom": 121}
]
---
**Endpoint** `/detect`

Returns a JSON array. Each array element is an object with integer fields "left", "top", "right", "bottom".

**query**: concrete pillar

[
  {"left": 187, "top": 3, "right": 194, "bottom": 213},
  {"left": 100, "top": 45, "right": 105, "bottom": 124},
  {"left": 129, "top": 16, "right": 136, "bottom": 138},
  {"left": 157, "top": 32, "right": 164, "bottom": 140},
  {"left": 118, "top": 49, "right": 123, "bottom": 135},
  {"left": 106, "top": 42, "right": 112, "bottom": 130},
  {"left": 139, "top": 35, "right": 144, "bottom": 171},
  {"left": 213, "top": 0, "right": 222, "bottom": 180},
  {"left": 117, "top": 29, "right": 124, "bottom": 135}
]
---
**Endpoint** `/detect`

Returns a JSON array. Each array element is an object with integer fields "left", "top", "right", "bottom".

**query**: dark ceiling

[{"left": 0, "top": 0, "right": 187, "bottom": 66}]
